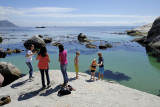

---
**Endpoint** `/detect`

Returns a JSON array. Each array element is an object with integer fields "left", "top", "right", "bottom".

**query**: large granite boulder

[
  {"left": 0, "top": 73, "right": 4, "bottom": 87},
  {"left": 0, "top": 35, "right": 2, "bottom": 43},
  {"left": 24, "top": 35, "right": 45, "bottom": 49},
  {"left": 146, "top": 17, "right": 160, "bottom": 48},
  {"left": 78, "top": 33, "right": 90, "bottom": 42},
  {"left": 43, "top": 37, "right": 52, "bottom": 43},
  {"left": 0, "top": 62, "right": 22, "bottom": 86}
]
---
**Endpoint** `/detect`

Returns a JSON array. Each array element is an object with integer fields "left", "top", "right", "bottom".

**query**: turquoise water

[{"left": 1, "top": 26, "right": 160, "bottom": 95}]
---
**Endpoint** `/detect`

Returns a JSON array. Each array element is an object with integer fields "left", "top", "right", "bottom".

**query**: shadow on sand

[
  {"left": 40, "top": 85, "right": 61, "bottom": 96},
  {"left": 11, "top": 79, "right": 29, "bottom": 89},
  {"left": 18, "top": 88, "right": 45, "bottom": 101},
  {"left": 68, "top": 77, "right": 76, "bottom": 82},
  {"left": 85, "top": 70, "right": 131, "bottom": 82}
]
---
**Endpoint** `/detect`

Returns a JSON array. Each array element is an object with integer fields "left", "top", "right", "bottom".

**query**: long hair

[
  {"left": 59, "top": 44, "right": 64, "bottom": 52},
  {"left": 38, "top": 45, "right": 47, "bottom": 57},
  {"left": 28, "top": 44, "right": 34, "bottom": 50}
]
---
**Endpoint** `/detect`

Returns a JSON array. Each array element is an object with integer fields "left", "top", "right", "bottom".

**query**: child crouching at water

[
  {"left": 89, "top": 59, "right": 97, "bottom": 81},
  {"left": 74, "top": 51, "right": 80, "bottom": 79}
]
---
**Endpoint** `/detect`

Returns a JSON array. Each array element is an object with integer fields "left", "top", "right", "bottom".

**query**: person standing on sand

[
  {"left": 58, "top": 44, "right": 68, "bottom": 86},
  {"left": 25, "top": 44, "right": 36, "bottom": 80},
  {"left": 74, "top": 51, "right": 80, "bottom": 79},
  {"left": 98, "top": 52, "right": 104, "bottom": 80},
  {"left": 89, "top": 59, "right": 97, "bottom": 81},
  {"left": 36, "top": 45, "right": 51, "bottom": 89}
]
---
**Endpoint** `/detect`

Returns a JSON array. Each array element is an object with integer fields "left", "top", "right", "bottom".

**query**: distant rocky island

[
  {"left": 35, "top": 26, "right": 46, "bottom": 28},
  {"left": 0, "top": 20, "right": 18, "bottom": 27}
]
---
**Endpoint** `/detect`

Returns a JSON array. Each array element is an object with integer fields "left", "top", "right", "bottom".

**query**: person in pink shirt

[{"left": 58, "top": 44, "right": 68, "bottom": 86}]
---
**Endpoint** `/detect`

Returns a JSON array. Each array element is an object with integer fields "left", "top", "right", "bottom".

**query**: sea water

[{"left": 0, "top": 26, "right": 160, "bottom": 95}]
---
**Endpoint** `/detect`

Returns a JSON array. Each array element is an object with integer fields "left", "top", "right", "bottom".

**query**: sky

[{"left": 0, "top": 0, "right": 159, "bottom": 27}]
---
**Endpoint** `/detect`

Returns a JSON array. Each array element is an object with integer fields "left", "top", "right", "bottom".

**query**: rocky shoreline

[
  {"left": 0, "top": 70, "right": 160, "bottom": 107},
  {"left": 131, "top": 16, "right": 160, "bottom": 58}
]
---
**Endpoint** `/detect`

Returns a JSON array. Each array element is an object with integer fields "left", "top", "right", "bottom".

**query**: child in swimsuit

[
  {"left": 89, "top": 59, "right": 97, "bottom": 81},
  {"left": 74, "top": 51, "right": 80, "bottom": 79}
]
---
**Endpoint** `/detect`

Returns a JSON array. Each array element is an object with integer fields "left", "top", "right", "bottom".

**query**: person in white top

[{"left": 26, "top": 44, "right": 36, "bottom": 80}]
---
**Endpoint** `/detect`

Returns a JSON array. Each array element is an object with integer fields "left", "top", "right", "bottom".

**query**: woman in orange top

[
  {"left": 36, "top": 45, "right": 50, "bottom": 89},
  {"left": 89, "top": 59, "right": 97, "bottom": 81}
]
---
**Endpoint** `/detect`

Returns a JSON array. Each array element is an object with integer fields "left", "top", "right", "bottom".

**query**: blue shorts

[{"left": 99, "top": 67, "right": 104, "bottom": 75}]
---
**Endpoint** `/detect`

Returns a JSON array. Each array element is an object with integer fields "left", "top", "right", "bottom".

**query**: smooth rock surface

[
  {"left": 0, "top": 62, "right": 22, "bottom": 86},
  {"left": 0, "top": 70, "right": 160, "bottom": 107},
  {"left": 24, "top": 35, "right": 45, "bottom": 49}
]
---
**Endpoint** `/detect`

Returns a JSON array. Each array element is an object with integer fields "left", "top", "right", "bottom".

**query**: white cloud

[
  {"left": 0, "top": 6, "right": 158, "bottom": 26},
  {"left": 24, "top": 7, "right": 77, "bottom": 13},
  {"left": 14, "top": 20, "right": 155, "bottom": 27},
  {"left": 0, "top": 6, "right": 76, "bottom": 15}
]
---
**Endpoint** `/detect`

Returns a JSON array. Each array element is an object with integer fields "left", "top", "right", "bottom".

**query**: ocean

[{"left": 0, "top": 26, "right": 160, "bottom": 95}]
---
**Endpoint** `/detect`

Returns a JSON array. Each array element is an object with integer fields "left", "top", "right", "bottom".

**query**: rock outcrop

[
  {"left": 146, "top": 16, "right": 160, "bottom": 47},
  {"left": 86, "top": 44, "right": 97, "bottom": 48},
  {"left": 0, "top": 70, "right": 160, "bottom": 107},
  {"left": 0, "top": 35, "right": 2, "bottom": 43},
  {"left": 43, "top": 37, "right": 52, "bottom": 43},
  {"left": 5, "top": 48, "right": 22, "bottom": 55},
  {"left": 0, "top": 73, "right": 4, "bottom": 87},
  {"left": 132, "top": 17, "right": 160, "bottom": 59},
  {"left": 0, "top": 62, "right": 22, "bottom": 86},
  {"left": 99, "top": 44, "right": 113, "bottom": 49},
  {"left": 24, "top": 35, "right": 45, "bottom": 49},
  {"left": 52, "top": 42, "right": 62, "bottom": 47},
  {"left": 126, "top": 23, "right": 152, "bottom": 36},
  {"left": 133, "top": 17, "right": 160, "bottom": 48},
  {"left": 78, "top": 33, "right": 90, "bottom": 42}
]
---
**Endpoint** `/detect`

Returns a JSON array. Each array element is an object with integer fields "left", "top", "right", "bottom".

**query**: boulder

[
  {"left": 0, "top": 62, "right": 22, "bottom": 86},
  {"left": 5, "top": 48, "right": 22, "bottom": 55},
  {"left": 0, "top": 35, "right": 2, "bottom": 43},
  {"left": 78, "top": 33, "right": 90, "bottom": 42},
  {"left": 126, "top": 23, "right": 152, "bottom": 36},
  {"left": 0, "top": 73, "right": 4, "bottom": 87},
  {"left": 132, "top": 36, "right": 147, "bottom": 45},
  {"left": 24, "top": 35, "right": 45, "bottom": 49},
  {"left": 78, "top": 33, "right": 87, "bottom": 40},
  {"left": 147, "top": 17, "right": 160, "bottom": 45},
  {"left": 126, "top": 30, "right": 145, "bottom": 36},
  {"left": 43, "top": 37, "right": 52, "bottom": 43},
  {"left": 85, "top": 44, "right": 97, "bottom": 49},
  {"left": 52, "top": 42, "right": 62, "bottom": 47},
  {"left": 38, "top": 35, "right": 43, "bottom": 38},
  {"left": 99, "top": 44, "right": 113, "bottom": 49}
]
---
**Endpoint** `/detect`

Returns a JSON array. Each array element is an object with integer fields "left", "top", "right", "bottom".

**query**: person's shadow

[
  {"left": 40, "top": 85, "right": 61, "bottom": 96},
  {"left": 18, "top": 88, "right": 44, "bottom": 101},
  {"left": 85, "top": 70, "right": 131, "bottom": 82},
  {"left": 11, "top": 79, "right": 29, "bottom": 89}
]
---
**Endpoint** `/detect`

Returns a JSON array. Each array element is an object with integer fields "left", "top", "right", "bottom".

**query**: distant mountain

[{"left": 0, "top": 20, "right": 18, "bottom": 27}]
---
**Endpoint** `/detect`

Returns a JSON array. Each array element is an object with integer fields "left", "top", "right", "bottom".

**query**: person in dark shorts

[
  {"left": 98, "top": 52, "right": 104, "bottom": 80},
  {"left": 89, "top": 59, "right": 97, "bottom": 81}
]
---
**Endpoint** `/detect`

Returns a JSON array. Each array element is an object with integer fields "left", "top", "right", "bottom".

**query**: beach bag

[{"left": 58, "top": 87, "right": 71, "bottom": 96}]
